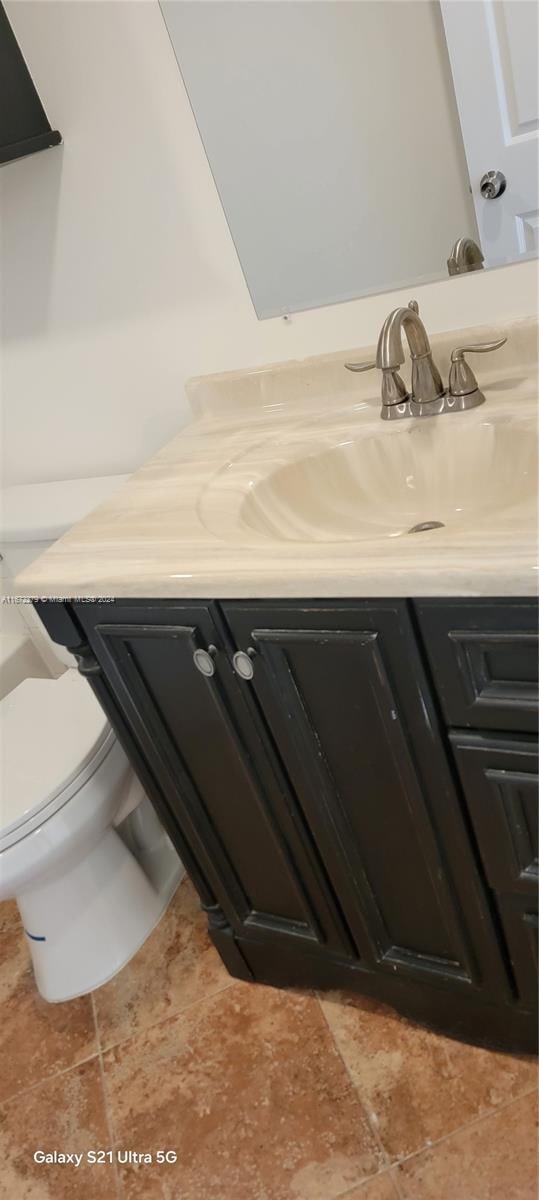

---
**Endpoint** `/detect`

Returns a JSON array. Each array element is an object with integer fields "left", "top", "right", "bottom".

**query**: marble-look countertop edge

[{"left": 13, "top": 315, "right": 539, "bottom": 602}]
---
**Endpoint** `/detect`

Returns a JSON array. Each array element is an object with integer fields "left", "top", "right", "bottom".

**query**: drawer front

[
  {"left": 498, "top": 896, "right": 538, "bottom": 1007},
  {"left": 451, "top": 733, "right": 538, "bottom": 897},
  {"left": 415, "top": 600, "right": 538, "bottom": 733}
]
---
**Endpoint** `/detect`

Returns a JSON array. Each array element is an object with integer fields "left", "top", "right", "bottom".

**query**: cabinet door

[
  {"left": 450, "top": 733, "right": 538, "bottom": 1006},
  {"left": 498, "top": 897, "right": 538, "bottom": 1006},
  {"left": 450, "top": 733, "right": 538, "bottom": 897},
  {"left": 415, "top": 600, "right": 539, "bottom": 734},
  {"left": 223, "top": 600, "right": 509, "bottom": 997},
  {"left": 73, "top": 601, "right": 351, "bottom": 959}
]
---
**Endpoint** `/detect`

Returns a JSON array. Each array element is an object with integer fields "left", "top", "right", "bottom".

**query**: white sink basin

[{"left": 239, "top": 417, "right": 537, "bottom": 542}]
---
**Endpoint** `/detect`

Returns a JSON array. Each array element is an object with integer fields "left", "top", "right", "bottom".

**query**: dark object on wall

[{"left": 0, "top": 4, "right": 61, "bottom": 166}]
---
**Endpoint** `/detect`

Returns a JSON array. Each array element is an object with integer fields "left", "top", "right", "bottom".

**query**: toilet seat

[{"left": 0, "top": 670, "right": 114, "bottom": 849}]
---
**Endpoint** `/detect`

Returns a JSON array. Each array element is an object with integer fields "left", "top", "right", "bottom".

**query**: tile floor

[{"left": 1, "top": 879, "right": 537, "bottom": 1200}]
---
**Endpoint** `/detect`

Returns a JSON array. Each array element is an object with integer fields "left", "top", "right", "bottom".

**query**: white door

[{"left": 441, "top": 0, "right": 538, "bottom": 264}]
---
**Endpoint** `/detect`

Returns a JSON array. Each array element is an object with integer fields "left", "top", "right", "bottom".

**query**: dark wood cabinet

[
  {"left": 450, "top": 731, "right": 538, "bottom": 1006},
  {"left": 222, "top": 601, "right": 508, "bottom": 999},
  {"left": 497, "top": 897, "right": 538, "bottom": 1006},
  {"left": 450, "top": 733, "right": 538, "bottom": 898},
  {"left": 415, "top": 599, "right": 538, "bottom": 734},
  {"left": 37, "top": 596, "right": 538, "bottom": 1053},
  {"left": 69, "top": 601, "right": 352, "bottom": 961}
]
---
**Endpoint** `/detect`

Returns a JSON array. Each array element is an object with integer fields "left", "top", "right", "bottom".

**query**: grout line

[
  {"left": 0, "top": 1048, "right": 101, "bottom": 1109},
  {"left": 315, "top": 992, "right": 538, "bottom": 1199},
  {"left": 389, "top": 1082, "right": 539, "bottom": 1176},
  {"left": 92, "top": 994, "right": 123, "bottom": 1200},
  {"left": 315, "top": 992, "right": 396, "bottom": 1187},
  {"left": 97, "top": 977, "right": 237, "bottom": 1058},
  {"left": 336, "top": 1166, "right": 401, "bottom": 1199}
]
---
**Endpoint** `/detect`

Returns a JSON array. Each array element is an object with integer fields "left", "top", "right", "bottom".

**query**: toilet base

[{"left": 17, "top": 826, "right": 182, "bottom": 1002}]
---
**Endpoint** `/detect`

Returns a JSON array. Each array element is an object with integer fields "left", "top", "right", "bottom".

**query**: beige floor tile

[
  {"left": 103, "top": 980, "right": 384, "bottom": 1200},
  {"left": 0, "top": 899, "right": 21, "bottom": 933},
  {"left": 94, "top": 877, "right": 231, "bottom": 1051},
  {"left": 0, "top": 925, "right": 98, "bottom": 1104},
  {"left": 396, "top": 1091, "right": 539, "bottom": 1199},
  {"left": 0, "top": 1058, "right": 117, "bottom": 1200},
  {"left": 340, "top": 1170, "right": 401, "bottom": 1198},
  {"left": 320, "top": 991, "right": 537, "bottom": 1161}
]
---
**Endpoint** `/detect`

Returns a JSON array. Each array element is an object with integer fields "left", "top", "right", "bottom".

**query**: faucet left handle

[{"left": 344, "top": 360, "right": 377, "bottom": 372}]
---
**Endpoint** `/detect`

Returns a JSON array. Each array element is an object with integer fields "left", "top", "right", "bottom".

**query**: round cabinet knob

[
  {"left": 232, "top": 650, "right": 255, "bottom": 680},
  {"left": 193, "top": 646, "right": 217, "bottom": 677},
  {"left": 480, "top": 170, "right": 507, "bottom": 199}
]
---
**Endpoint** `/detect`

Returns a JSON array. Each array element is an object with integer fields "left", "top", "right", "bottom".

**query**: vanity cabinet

[
  {"left": 221, "top": 601, "right": 507, "bottom": 998},
  {"left": 415, "top": 600, "right": 538, "bottom": 734},
  {"left": 417, "top": 600, "right": 538, "bottom": 1022},
  {"left": 449, "top": 732, "right": 538, "bottom": 1006},
  {"left": 38, "top": 596, "right": 538, "bottom": 1053},
  {"left": 65, "top": 602, "right": 352, "bottom": 963}
]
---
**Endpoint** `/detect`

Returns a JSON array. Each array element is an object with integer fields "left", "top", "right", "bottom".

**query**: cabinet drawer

[
  {"left": 451, "top": 733, "right": 538, "bottom": 896},
  {"left": 498, "top": 895, "right": 538, "bottom": 1007},
  {"left": 416, "top": 600, "right": 538, "bottom": 733}
]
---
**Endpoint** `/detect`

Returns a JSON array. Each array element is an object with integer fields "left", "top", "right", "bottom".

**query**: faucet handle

[
  {"left": 344, "top": 360, "right": 376, "bottom": 372},
  {"left": 450, "top": 337, "right": 507, "bottom": 362},
  {"left": 449, "top": 336, "right": 507, "bottom": 403}
]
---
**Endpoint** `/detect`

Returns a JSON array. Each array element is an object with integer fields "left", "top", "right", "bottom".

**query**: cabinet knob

[
  {"left": 232, "top": 649, "right": 255, "bottom": 680},
  {"left": 193, "top": 645, "right": 217, "bottom": 677}
]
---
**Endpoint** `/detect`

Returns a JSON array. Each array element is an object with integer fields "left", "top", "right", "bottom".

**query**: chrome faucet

[
  {"left": 447, "top": 236, "right": 484, "bottom": 276},
  {"left": 345, "top": 300, "right": 506, "bottom": 421},
  {"left": 376, "top": 300, "right": 446, "bottom": 417}
]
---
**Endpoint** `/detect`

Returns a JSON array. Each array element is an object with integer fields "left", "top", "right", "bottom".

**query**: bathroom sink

[{"left": 239, "top": 417, "right": 537, "bottom": 542}]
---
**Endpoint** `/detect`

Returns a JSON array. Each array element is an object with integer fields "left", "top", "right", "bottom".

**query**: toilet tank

[{"left": 1, "top": 474, "right": 129, "bottom": 671}]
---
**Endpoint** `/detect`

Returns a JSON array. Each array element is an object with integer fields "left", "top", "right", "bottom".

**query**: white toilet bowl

[{"left": 0, "top": 670, "right": 183, "bottom": 1002}]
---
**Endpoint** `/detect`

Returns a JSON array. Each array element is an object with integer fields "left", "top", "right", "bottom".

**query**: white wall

[{"left": 1, "top": 0, "right": 537, "bottom": 489}]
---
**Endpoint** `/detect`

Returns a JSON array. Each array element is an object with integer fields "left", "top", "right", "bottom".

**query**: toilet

[
  {"left": 1, "top": 475, "right": 133, "bottom": 676},
  {"left": 0, "top": 475, "right": 184, "bottom": 1002}
]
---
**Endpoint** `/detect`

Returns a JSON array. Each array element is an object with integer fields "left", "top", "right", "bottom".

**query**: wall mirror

[{"left": 161, "top": 0, "right": 538, "bottom": 318}]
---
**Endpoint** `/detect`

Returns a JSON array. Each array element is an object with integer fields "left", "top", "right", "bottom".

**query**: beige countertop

[{"left": 15, "top": 317, "right": 538, "bottom": 600}]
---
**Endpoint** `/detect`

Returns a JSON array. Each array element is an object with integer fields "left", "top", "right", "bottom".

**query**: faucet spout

[
  {"left": 376, "top": 303, "right": 445, "bottom": 409},
  {"left": 376, "top": 306, "right": 431, "bottom": 370},
  {"left": 447, "top": 237, "right": 484, "bottom": 276}
]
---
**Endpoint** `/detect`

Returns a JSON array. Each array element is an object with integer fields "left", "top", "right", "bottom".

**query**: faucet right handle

[{"left": 449, "top": 337, "right": 507, "bottom": 398}]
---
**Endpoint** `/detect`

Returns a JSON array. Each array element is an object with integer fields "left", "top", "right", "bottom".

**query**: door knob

[{"left": 480, "top": 170, "right": 506, "bottom": 199}]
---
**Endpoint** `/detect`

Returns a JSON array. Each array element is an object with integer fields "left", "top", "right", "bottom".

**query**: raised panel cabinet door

[
  {"left": 222, "top": 600, "right": 510, "bottom": 998},
  {"left": 72, "top": 601, "right": 351, "bottom": 959},
  {"left": 450, "top": 733, "right": 538, "bottom": 898},
  {"left": 415, "top": 600, "right": 539, "bottom": 734},
  {"left": 497, "top": 896, "right": 538, "bottom": 1006}
]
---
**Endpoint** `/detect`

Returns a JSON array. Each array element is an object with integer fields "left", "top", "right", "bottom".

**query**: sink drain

[{"left": 408, "top": 520, "right": 445, "bottom": 534}]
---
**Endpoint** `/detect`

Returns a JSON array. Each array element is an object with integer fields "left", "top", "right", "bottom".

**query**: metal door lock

[{"left": 480, "top": 170, "right": 506, "bottom": 199}]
